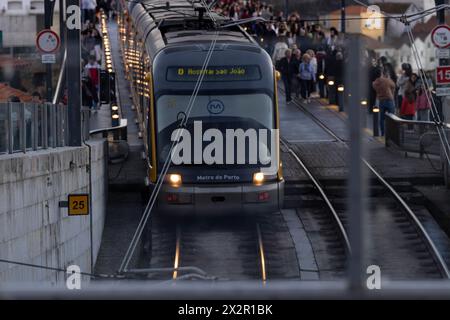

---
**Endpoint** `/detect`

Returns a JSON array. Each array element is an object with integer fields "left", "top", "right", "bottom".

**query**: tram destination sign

[{"left": 167, "top": 65, "right": 262, "bottom": 82}]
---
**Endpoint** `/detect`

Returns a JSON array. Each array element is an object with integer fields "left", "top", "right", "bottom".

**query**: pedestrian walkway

[
  {"left": 278, "top": 89, "right": 444, "bottom": 182},
  {"left": 86, "top": 19, "right": 146, "bottom": 188}
]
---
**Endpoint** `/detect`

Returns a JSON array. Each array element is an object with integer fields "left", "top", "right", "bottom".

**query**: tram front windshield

[{"left": 156, "top": 93, "right": 275, "bottom": 167}]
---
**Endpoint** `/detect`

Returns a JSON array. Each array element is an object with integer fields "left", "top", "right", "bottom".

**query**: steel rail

[
  {"left": 280, "top": 138, "right": 352, "bottom": 254},
  {"left": 255, "top": 223, "right": 267, "bottom": 283},
  {"left": 291, "top": 98, "right": 450, "bottom": 279}
]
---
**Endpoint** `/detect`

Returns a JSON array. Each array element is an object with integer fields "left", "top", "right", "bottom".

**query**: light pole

[{"left": 44, "top": 0, "right": 56, "bottom": 102}]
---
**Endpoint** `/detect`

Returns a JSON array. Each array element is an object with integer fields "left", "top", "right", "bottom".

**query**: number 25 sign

[{"left": 436, "top": 66, "right": 450, "bottom": 85}]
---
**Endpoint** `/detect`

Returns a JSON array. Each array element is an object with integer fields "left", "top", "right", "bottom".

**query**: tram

[{"left": 119, "top": 0, "right": 284, "bottom": 214}]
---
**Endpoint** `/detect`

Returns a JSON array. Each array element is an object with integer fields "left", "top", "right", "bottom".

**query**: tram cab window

[{"left": 156, "top": 94, "right": 274, "bottom": 166}]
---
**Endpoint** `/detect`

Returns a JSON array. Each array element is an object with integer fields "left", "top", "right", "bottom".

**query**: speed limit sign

[{"left": 36, "top": 29, "right": 60, "bottom": 53}]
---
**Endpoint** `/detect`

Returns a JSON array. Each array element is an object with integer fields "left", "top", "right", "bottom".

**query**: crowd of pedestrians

[
  {"left": 80, "top": 0, "right": 113, "bottom": 112},
  {"left": 371, "top": 59, "right": 433, "bottom": 135},
  {"left": 210, "top": 1, "right": 438, "bottom": 136}
]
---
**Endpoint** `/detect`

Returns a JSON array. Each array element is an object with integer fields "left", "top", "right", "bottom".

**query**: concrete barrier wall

[{"left": 0, "top": 139, "right": 107, "bottom": 283}]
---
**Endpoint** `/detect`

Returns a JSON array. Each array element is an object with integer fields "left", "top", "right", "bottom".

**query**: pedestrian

[
  {"left": 397, "top": 63, "right": 412, "bottom": 113},
  {"left": 298, "top": 53, "right": 316, "bottom": 104},
  {"left": 292, "top": 49, "right": 302, "bottom": 98},
  {"left": 400, "top": 75, "right": 416, "bottom": 121},
  {"left": 84, "top": 55, "right": 100, "bottom": 110},
  {"left": 372, "top": 69, "right": 396, "bottom": 136},
  {"left": 306, "top": 49, "right": 317, "bottom": 95},
  {"left": 82, "top": 0, "right": 97, "bottom": 24},
  {"left": 31, "top": 92, "right": 42, "bottom": 103},
  {"left": 276, "top": 49, "right": 295, "bottom": 103},
  {"left": 272, "top": 36, "right": 289, "bottom": 64},
  {"left": 416, "top": 84, "right": 431, "bottom": 121}
]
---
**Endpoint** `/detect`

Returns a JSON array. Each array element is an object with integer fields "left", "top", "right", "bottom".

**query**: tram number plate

[{"left": 68, "top": 194, "right": 89, "bottom": 216}]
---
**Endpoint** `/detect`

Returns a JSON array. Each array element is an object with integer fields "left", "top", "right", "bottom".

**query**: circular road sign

[
  {"left": 431, "top": 25, "right": 450, "bottom": 49},
  {"left": 36, "top": 29, "right": 60, "bottom": 54}
]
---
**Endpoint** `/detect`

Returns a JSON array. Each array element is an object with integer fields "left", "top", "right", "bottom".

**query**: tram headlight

[
  {"left": 373, "top": 106, "right": 380, "bottom": 113},
  {"left": 253, "top": 172, "right": 265, "bottom": 185},
  {"left": 337, "top": 85, "right": 344, "bottom": 92},
  {"left": 319, "top": 74, "right": 325, "bottom": 80},
  {"left": 361, "top": 100, "right": 368, "bottom": 106},
  {"left": 169, "top": 174, "right": 182, "bottom": 187},
  {"left": 328, "top": 80, "right": 335, "bottom": 86}
]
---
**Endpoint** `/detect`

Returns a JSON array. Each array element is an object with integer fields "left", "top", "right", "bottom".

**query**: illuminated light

[
  {"left": 337, "top": 85, "right": 344, "bottom": 92},
  {"left": 275, "top": 71, "right": 281, "bottom": 81},
  {"left": 169, "top": 174, "right": 182, "bottom": 187},
  {"left": 361, "top": 100, "right": 368, "bottom": 106},
  {"left": 373, "top": 107, "right": 380, "bottom": 113},
  {"left": 108, "top": 68, "right": 113, "bottom": 73},
  {"left": 260, "top": 38, "right": 264, "bottom": 42},
  {"left": 111, "top": 105, "right": 119, "bottom": 111},
  {"left": 166, "top": 193, "right": 179, "bottom": 203},
  {"left": 253, "top": 172, "right": 265, "bottom": 185},
  {"left": 319, "top": 74, "right": 325, "bottom": 80},
  {"left": 328, "top": 80, "right": 335, "bottom": 86},
  {"left": 112, "top": 114, "right": 120, "bottom": 119}
]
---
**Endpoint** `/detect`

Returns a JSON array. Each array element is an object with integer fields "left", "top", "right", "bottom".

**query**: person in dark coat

[{"left": 276, "top": 49, "right": 296, "bottom": 103}]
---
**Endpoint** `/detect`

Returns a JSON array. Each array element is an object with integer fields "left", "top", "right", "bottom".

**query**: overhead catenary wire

[
  {"left": 118, "top": 0, "right": 226, "bottom": 273},
  {"left": 118, "top": 29, "right": 220, "bottom": 273},
  {"left": 351, "top": 0, "right": 450, "bottom": 167},
  {"left": 405, "top": 27, "right": 450, "bottom": 167},
  {"left": 125, "top": 0, "right": 199, "bottom": 19},
  {"left": 0, "top": 258, "right": 117, "bottom": 279}
]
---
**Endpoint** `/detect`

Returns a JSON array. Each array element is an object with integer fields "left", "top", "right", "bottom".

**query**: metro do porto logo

[{"left": 207, "top": 100, "right": 225, "bottom": 114}]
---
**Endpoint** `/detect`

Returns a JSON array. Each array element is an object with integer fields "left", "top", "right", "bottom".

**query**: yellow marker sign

[{"left": 68, "top": 194, "right": 89, "bottom": 216}]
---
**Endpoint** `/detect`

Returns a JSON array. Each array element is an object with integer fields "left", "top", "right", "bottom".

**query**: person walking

[
  {"left": 276, "top": 49, "right": 296, "bottom": 103},
  {"left": 291, "top": 49, "right": 302, "bottom": 98},
  {"left": 298, "top": 53, "right": 316, "bottom": 104},
  {"left": 400, "top": 75, "right": 417, "bottom": 121},
  {"left": 372, "top": 69, "right": 396, "bottom": 136},
  {"left": 416, "top": 84, "right": 431, "bottom": 121},
  {"left": 397, "top": 63, "right": 412, "bottom": 113}
]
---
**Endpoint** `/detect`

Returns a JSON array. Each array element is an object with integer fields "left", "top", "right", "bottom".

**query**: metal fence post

[
  {"left": 346, "top": 35, "right": 367, "bottom": 294},
  {"left": 20, "top": 103, "right": 26, "bottom": 153},
  {"left": 56, "top": 104, "right": 62, "bottom": 147},
  {"left": 7, "top": 102, "right": 13, "bottom": 154},
  {"left": 43, "top": 103, "right": 48, "bottom": 149},
  {"left": 32, "top": 103, "right": 38, "bottom": 151},
  {"left": 49, "top": 103, "right": 56, "bottom": 148}
]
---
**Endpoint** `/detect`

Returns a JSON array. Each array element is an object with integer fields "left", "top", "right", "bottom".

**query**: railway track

[
  {"left": 283, "top": 97, "right": 450, "bottom": 279},
  {"left": 143, "top": 213, "right": 299, "bottom": 281}
]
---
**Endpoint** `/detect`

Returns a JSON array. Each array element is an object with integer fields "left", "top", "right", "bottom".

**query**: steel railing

[
  {"left": 385, "top": 113, "right": 450, "bottom": 158},
  {"left": 0, "top": 102, "right": 69, "bottom": 154}
]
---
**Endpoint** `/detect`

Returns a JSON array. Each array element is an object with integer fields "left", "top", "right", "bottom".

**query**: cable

[
  {"left": 351, "top": 0, "right": 450, "bottom": 168},
  {"left": 118, "top": 31, "right": 220, "bottom": 273},
  {"left": 125, "top": 0, "right": 198, "bottom": 19},
  {"left": 0, "top": 258, "right": 117, "bottom": 279},
  {"left": 405, "top": 27, "right": 450, "bottom": 167}
]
